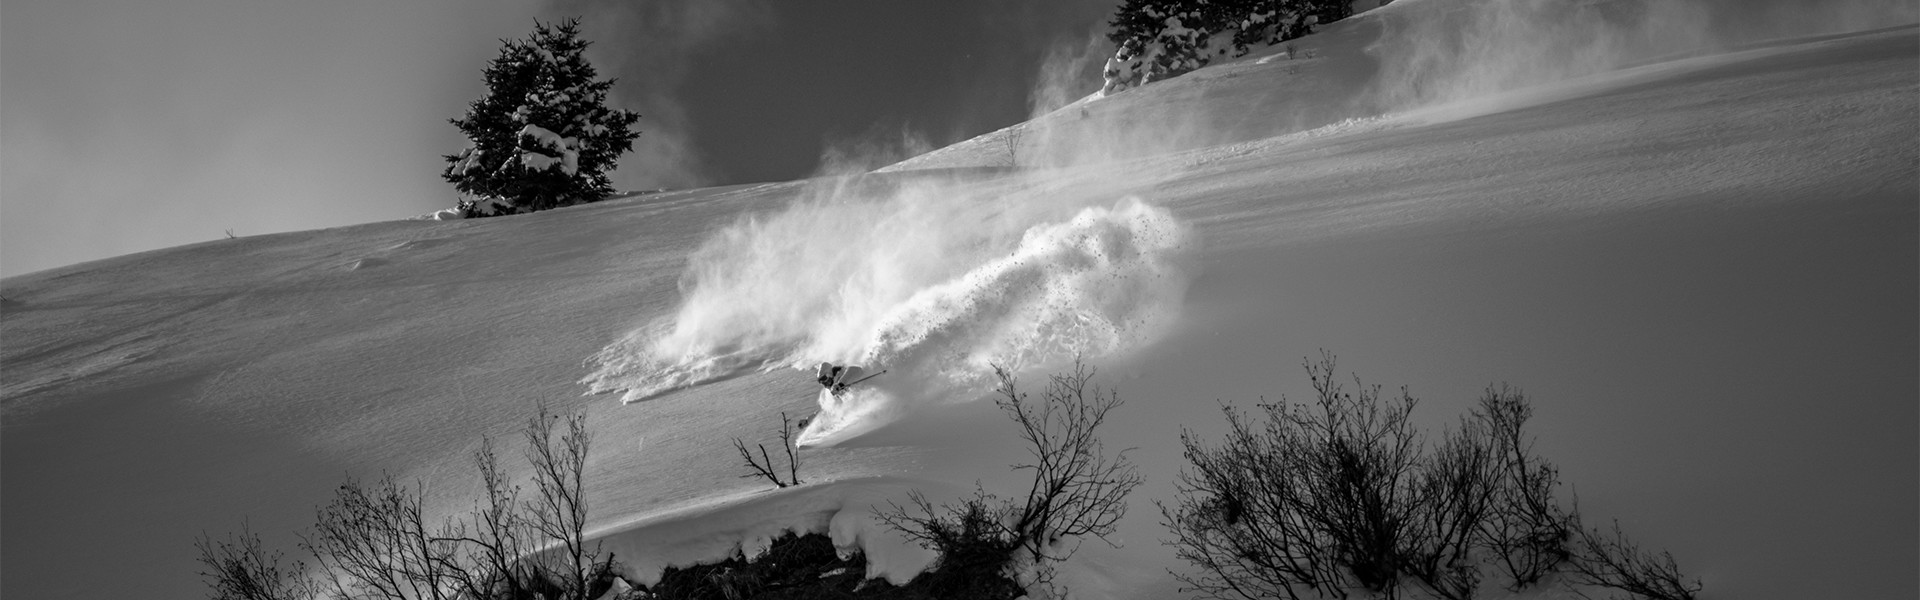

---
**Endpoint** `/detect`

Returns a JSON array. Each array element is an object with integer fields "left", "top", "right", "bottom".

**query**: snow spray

[
  {"left": 582, "top": 173, "right": 1193, "bottom": 439},
  {"left": 1367, "top": 0, "right": 1918, "bottom": 113}
]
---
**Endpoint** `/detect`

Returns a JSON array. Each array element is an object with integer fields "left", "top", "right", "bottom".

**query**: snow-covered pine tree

[
  {"left": 1102, "top": 0, "right": 1354, "bottom": 95},
  {"left": 443, "top": 18, "right": 641, "bottom": 218},
  {"left": 1103, "top": 0, "right": 1222, "bottom": 95},
  {"left": 1231, "top": 0, "right": 1332, "bottom": 48}
]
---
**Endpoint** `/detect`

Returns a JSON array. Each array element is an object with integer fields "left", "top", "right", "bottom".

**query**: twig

[{"left": 734, "top": 412, "right": 803, "bottom": 488}]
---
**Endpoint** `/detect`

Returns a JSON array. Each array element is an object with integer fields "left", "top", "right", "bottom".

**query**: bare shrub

[
  {"left": 1404, "top": 386, "right": 1584, "bottom": 599},
  {"left": 880, "top": 361, "right": 1142, "bottom": 598},
  {"left": 878, "top": 489, "right": 1028, "bottom": 599},
  {"left": 438, "top": 437, "right": 539, "bottom": 599},
  {"left": 1160, "top": 352, "right": 1423, "bottom": 600},
  {"left": 1401, "top": 414, "right": 1501, "bottom": 600},
  {"left": 194, "top": 525, "right": 320, "bottom": 600},
  {"left": 1164, "top": 354, "right": 1698, "bottom": 600},
  {"left": 732, "top": 412, "right": 803, "bottom": 488},
  {"left": 994, "top": 362, "right": 1142, "bottom": 562},
  {"left": 520, "top": 407, "right": 603, "bottom": 598},
  {"left": 303, "top": 473, "right": 459, "bottom": 599},
  {"left": 202, "top": 405, "right": 615, "bottom": 600},
  {"left": 1299, "top": 362, "right": 1423, "bottom": 596},
  {"left": 1567, "top": 519, "right": 1702, "bottom": 600},
  {"left": 1474, "top": 387, "right": 1573, "bottom": 590}
]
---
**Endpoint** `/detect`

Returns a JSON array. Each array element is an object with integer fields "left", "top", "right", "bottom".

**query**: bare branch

[
  {"left": 780, "top": 412, "right": 803, "bottom": 486},
  {"left": 876, "top": 360, "right": 1141, "bottom": 598},
  {"left": 993, "top": 360, "right": 1141, "bottom": 562},
  {"left": 733, "top": 412, "right": 804, "bottom": 488},
  {"left": 204, "top": 403, "right": 618, "bottom": 600},
  {"left": 1162, "top": 353, "right": 1697, "bottom": 600},
  {"left": 195, "top": 523, "right": 320, "bottom": 600},
  {"left": 522, "top": 404, "right": 601, "bottom": 599},
  {"left": 1566, "top": 517, "right": 1702, "bottom": 600}
]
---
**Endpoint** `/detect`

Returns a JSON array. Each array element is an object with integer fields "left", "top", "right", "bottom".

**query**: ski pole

[{"left": 846, "top": 370, "right": 888, "bottom": 387}]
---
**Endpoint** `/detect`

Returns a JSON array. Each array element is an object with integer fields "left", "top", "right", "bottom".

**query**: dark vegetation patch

[{"left": 643, "top": 531, "right": 1021, "bottom": 600}]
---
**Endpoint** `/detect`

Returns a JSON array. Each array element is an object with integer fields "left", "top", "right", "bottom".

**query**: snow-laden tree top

[{"left": 442, "top": 18, "right": 641, "bottom": 218}]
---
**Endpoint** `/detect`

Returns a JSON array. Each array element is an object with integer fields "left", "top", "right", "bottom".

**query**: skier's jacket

[{"left": 814, "top": 362, "right": 865, "bottom": 395}]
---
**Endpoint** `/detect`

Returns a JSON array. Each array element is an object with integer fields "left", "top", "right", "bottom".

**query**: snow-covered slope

[{"left": 4, "top": 4, "right": 1914, "bottom": 599}]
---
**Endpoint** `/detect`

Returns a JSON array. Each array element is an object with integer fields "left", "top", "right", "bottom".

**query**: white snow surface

[{"left": 3, "top": 3, "right": 1915, "bottom": 599}]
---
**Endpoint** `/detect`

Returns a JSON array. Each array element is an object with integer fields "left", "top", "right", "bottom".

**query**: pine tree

[
  {"left": 443, "top": 18, "right": 641, "bottom": 218},
  {"left": 1103, "top": 0, "right": 1217, "bottom": 94},
  {"left": 1101, "top": 0, "right": 1354, "bottom": 95}
]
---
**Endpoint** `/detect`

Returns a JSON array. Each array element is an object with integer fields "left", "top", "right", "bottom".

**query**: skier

[{"left": 814, "top": 362, "right": 875, "bottom": 396}]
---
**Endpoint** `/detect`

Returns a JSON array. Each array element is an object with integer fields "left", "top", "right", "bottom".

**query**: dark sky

[
  {"left": 0, "top": 0, "right": 1115, "bottom": 276},
  {"left": 558, "top": 0, "right": 1116, "bottom": 186},
  {"left": 667, "top": 1, "right": 1112, "bottom": 183}
]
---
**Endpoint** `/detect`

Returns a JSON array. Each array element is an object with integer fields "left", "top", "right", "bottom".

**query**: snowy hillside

[{"left": 3, "top": 2, "right": 1915, "bottom": 599}]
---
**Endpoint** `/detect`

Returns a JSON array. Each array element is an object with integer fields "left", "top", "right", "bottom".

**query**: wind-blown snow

[
  {"left": 582, "top": 179, "right": 1193, "bottom": 434},
  {"left": 1367, "top": 0, "right": 1920, "bottom": 112},
  {"left": 862, "top": 199, "right": 1184, "bottom": 384},
  {"left": 803, "top": 198, "right": 1189, "bottom": 444}
]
